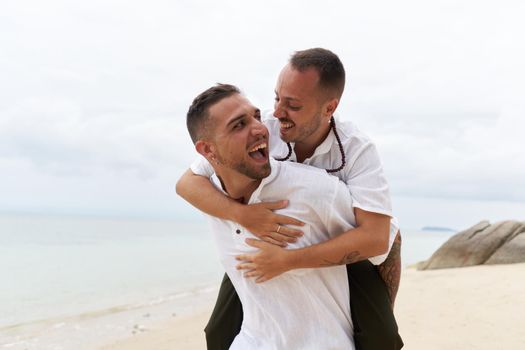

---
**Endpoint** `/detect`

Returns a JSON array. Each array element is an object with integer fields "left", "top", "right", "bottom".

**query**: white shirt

[
  {"left": 191, "top": 112, "right": 398, "bottom": 264},
  {"left": 208, "top": 159, "right": 355, "bottom": 349},
  {"left": 264, "top": 113, "right": 399, "bottom": 263}
]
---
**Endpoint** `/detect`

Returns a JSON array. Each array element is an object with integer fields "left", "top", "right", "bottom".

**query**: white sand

[
  {"left": 396, "top": 263, "right": 525, "bottom": 349},
  {"left": 99, "top": 307, "right": 210, "bottom": 350},
  {"left": 101, "top": 263, "right": 525, "bottom": 350}
]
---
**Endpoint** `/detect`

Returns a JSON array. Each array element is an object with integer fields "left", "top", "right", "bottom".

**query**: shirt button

[{"left": 236, "top": 229, "right": 241, "bottom": 234}]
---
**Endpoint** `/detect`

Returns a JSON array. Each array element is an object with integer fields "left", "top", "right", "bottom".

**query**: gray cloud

[{"left": 1, "top": 0, "right": 524, "bottom": 217}]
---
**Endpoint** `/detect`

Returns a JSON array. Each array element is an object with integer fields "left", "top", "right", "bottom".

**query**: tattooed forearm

[
  {"left": 377, "top": 231, "right": 402, "bottom": 307},
  {"left": 321, "top": 251, "right": 365, "bottom": 267}
]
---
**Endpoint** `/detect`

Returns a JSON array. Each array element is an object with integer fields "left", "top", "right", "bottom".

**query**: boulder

[
  {"left": 485, "top": 224, "right": 525, "bottom": 264},
  {"left": 419, "top": 220, "right": 525, "bottom": 270}
]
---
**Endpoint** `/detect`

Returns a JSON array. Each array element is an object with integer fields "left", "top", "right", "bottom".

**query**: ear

[
  {"left": 323, "top": 98, "right": 339, "bottom": 118},
  {"left": 195, "top": 140, "right": 217, "bottom": 164}
]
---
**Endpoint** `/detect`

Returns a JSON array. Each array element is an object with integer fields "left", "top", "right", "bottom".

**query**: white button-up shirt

[
  {"left": 191, "top": 112, "right": 398, "bottom": 264},
  {"left": 207, "top": 159, "right": 355, "bottom": 349},
  {"left": 264, "top": 113, "right": 399, "bottom": 263}
]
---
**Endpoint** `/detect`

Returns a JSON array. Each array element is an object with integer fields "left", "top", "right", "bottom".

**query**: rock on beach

[{"left": 419, "top": 220, "right": 525, "bottom": 270}]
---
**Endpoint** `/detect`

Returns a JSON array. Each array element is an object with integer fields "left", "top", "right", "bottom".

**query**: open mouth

[
  {"left": 279, "top": 121, "right": 295, "bottom": 133},
  {"left": 248, "top": 142, "right": 268, "bottom": 161}
]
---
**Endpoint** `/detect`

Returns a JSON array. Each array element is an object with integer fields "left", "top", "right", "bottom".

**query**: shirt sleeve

[
  {"left": 367, "top": 223, "right": 398, "bottom": 265},
  {"left": 190, "top": 155, "right": 215, "bottom": 178},
  {"left": 327, "top": 177, "right": 394, "bottom": 266},
  {"left": 342, "top": 141, "right": 393, "bottom": 218}
]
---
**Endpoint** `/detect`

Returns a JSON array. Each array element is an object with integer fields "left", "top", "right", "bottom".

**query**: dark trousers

[{"left": 205, "top": 260, "right": 403, "bottom": 350}]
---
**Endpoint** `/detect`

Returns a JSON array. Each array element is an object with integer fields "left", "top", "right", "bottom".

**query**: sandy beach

[{"left": 101, "top": 263, "right": 525, "bottom": 350}]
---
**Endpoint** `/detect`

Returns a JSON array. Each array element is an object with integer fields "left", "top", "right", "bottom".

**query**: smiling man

[
  {"left": 177, "top": 48, "right": 403, "bottom": 350},
  {"left": 185, "top": 83, "right": 376, "bottom": 349}
]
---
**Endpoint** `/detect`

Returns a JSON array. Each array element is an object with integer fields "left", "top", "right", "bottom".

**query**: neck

[
  {"left": 294, "top": 122, "right": 332, "bottom": 163},
  {"left": 215, "top": 169, "right": 262, "bottom": 204}
]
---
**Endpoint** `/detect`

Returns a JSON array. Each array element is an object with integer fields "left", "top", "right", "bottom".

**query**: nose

[
  {"left": 251, "top": 118, "right": 268, "bottom": 137},
  {"left": 273, "top": 100, "right": 286, "bottom": 119}
]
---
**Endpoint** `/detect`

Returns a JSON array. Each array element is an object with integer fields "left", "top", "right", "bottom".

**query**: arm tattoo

[
  {"left": 321, "top": 251, "right": 365, "bottom": 267},
  {"left": 377, "top": 231, "right": 402, "bottom": 307}
]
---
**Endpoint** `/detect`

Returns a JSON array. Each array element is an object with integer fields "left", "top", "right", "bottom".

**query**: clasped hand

[
  {"left": 234, "top": 200, "right": 304, "bottom": 282},
  {"left": 235, "top": 238, "right": 294, "bottom": 283}
]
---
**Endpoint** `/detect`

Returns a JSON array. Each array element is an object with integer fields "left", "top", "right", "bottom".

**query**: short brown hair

[
  {"left": 186, "top": 84, "right": 240, "bottom": 143},
  {"left": 290, "top": 48, "right": 345, "bottom": 99}
]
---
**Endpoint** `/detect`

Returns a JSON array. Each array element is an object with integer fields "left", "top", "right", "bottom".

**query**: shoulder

[
  {"left": 334, "top": 118, "right": 382, "bottom": 163},
  {"left": 264, "top": 162, "right": 344, "bottom": 219},
  {"left": 334, "top": 118, "right": 373, "bottom": 147},
  {"left": 275, "top": 161, "right": 340, "bottom": 189}
]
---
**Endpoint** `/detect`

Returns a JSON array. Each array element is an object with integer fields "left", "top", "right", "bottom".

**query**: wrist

[
  {"left": 229, "top": 201, "right": 247, "bottom": 224},
  {"left": 286, "top": 248, "right": 303, "bottom": 270}
]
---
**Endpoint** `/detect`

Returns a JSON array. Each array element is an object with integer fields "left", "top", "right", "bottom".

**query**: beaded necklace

[{"left": 275, "top": 116, "right": 346, "bottom": 173}]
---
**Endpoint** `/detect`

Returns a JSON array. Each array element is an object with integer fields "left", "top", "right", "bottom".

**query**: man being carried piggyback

[{"left": 177, "top": 48, "right": 403, "bottom": 350}]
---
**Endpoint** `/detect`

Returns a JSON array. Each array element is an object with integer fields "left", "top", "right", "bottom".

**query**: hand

[
  {"left": 235, "top": 238, "right": 294, "bottom": 283},
  {"left": 235, "top": 200, "right": 304, "bottom": 247}
]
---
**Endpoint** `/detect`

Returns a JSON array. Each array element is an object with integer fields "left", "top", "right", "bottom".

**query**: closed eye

[{"left": 275, "top": 94, "right": 300, "bottom": 111}]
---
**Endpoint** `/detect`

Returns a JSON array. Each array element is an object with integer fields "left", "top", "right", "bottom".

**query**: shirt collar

[
  {"left": 291, "top": 114, "right": 340, "bottom": 160},
  {"left": 210, "top": 158, "right": 281, "bottom": 204},
  {"left": 247, "top": 158, "right": 280, "bottom": 204},
  {"left": 311, "top": 125, "right": 336, "bottom": 157}
]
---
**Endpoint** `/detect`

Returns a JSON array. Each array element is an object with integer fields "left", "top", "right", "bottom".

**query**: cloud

[
  {"left": 0, "top": 95, "right": 194, "bottom": 177},
  {"left": 372, "top": 103, "right": 525, "bottom": 201},
  {"left": 1, "top": 0, "right": 524, "bottom": 217}
]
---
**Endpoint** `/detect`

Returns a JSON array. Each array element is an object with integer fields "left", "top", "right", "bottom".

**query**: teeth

[
  {"left": 280, "top": 122, "right": 294, "bottom": 129},
  {"left": 248, "top": 143, "right": 267, "bottom": 153}
]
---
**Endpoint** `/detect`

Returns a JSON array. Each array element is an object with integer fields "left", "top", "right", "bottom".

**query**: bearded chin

[
  {"left": 214, "top": 151, "right": 271, "bottom": 180},
  {"left": 232, "top": 161, "right": 271, "bottom": 180},
  {"left": 279, "top": 132, "right": 293, "bottom": 143}
]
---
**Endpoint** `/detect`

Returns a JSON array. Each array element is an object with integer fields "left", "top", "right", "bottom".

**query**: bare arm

[
  {"left": 176, "top": 169, "right": 304, "bottom": 245},
  {"left": 297, "top": 208, "right": 390, "bottom": 267},
  {"left": 236, "top": 208, "right": 390, "bottom": 281},
  {"left": 176, "top": 169, "right": 244, "bottom": 221},
  {"left": 377, "top": 231, "right": 402, "bottom": 307}
]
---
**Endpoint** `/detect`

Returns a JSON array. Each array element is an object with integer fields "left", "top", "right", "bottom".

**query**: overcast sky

[{"left": 1, "top": 0, "right": 524, "bottom": 228}]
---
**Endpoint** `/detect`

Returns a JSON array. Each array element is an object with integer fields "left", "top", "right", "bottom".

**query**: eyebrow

[
  {"left": 226, "top": 114, "right": 246, "bottom": 128},
  {"left": 274, "top": 90, "right": 300, "bottom": 102},
  {"left": 226, "top": 109, "right": 261, "bottom": 128}
]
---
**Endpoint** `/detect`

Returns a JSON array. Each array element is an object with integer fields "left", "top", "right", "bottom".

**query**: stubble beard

[
  {"left": 283, "top": 110, "right": 323, "bottom": 144},
  {"left": 217, "top": 154, "right": 271, "bottom": 180},
  {"left": 237, "top": 161, "right": 271, "bottom": 180}
]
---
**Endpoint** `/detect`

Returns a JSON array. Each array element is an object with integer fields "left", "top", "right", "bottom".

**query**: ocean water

[
  {"left": 0, "top": 214, "right": 456, "bottom": 348},
  {"left": 400, "top": 228, "right": 456, "bottom": 267},
  {"left": 0, "top": 215, "right": 224, "bottom": 349}
]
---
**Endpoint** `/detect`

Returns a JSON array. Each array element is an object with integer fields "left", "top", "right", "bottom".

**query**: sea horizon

[
  {"left": 0, "top": 209, "right": 495, "bottom": 349},
  {"left": 1, "top": 213, "right": 455, "bottom": 320},
  {"left": 5, "top": 193, "right": 524, "bottom": 349}
]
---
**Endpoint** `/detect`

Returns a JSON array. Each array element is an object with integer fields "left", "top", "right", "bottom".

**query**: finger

[
  {"left": 274, "top": 214, "right": 305, "bottom": 227},
  {"left": 236, "top": 263, "right": 256, "bottom": 270},
  {"left": 266, "top": 232, "right": 296, "bottom": 244},
  {"left": 255, "top": 275, "right": 270, "bottom": 283},
  {"left": 245, "top": 238, "right": 268, "bottom": 248},
  {"left": 244, "top": 271, "right": 261, "bottom": 278},
  {"left": 262, "top": 235, "right": 287, "bottom": 247},
  {"left": 235, "top": 254, "right": 253, "bottom": 263},
  {"left": 259, "top": 200, "right": 289, "bottom": 210},
  {"left": 273, "top": 225, "right": 303, "bottom": 238}
]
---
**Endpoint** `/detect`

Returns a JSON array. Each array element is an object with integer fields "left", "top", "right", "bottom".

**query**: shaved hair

[
  {"left": 186, "top": 84, "right": 240, "bottom": 144},
  {"left": 290, "top": 48, "right": 345, "bottom": 99}
]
